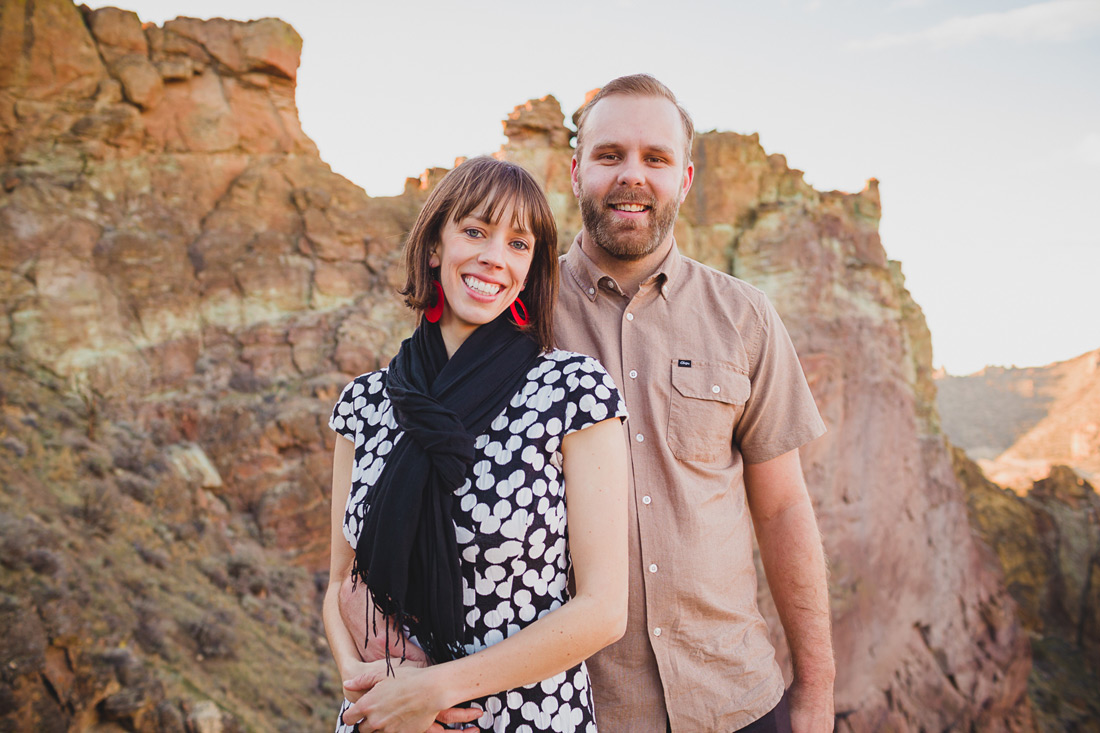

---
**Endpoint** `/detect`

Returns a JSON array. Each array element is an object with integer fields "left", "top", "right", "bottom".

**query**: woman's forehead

[{"left": 454, "top": 191, "right": 533, "bottom": 233}]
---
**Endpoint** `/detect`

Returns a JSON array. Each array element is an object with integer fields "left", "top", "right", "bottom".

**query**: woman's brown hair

[{"left": 400, "top": 157, "right": 558, "bottom": 352}]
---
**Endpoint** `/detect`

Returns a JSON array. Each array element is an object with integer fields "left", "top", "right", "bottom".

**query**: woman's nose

[{"left": 478, "top": 234, "right": 507, "bottom": 267}]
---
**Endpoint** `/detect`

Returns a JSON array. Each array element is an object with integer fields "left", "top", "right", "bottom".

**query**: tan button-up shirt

[{"left": 555, "top": 236, "right": 826, "bottom": 732}]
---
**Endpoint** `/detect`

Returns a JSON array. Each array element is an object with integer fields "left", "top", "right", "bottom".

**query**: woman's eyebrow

[{"left": 465, "top": 209, "right": 532, "bottom": 235}]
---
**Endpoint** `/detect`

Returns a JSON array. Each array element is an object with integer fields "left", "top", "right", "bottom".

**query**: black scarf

[{"left": 353, "top": 310, "right": 541, "bottom": 664}]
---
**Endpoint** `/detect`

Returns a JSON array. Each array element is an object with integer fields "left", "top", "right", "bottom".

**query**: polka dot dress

[{"left": 330, "top": 350, "right": 627, "bottom": 733}]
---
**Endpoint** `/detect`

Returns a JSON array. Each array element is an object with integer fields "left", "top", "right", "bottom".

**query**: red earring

[
  {"left": 509, "top": 297, "right": 530, "bottom": 327},
  {"left": 425, "top": 281, "right": 444, "bottom": 323}
]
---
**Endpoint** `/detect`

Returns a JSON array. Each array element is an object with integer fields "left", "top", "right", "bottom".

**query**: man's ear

[
  {"left": 570, "top": 156, "right": 581, "bottom": 199},
  {"left": 679, "top": 161, "right": 695, "bottom": 203}
]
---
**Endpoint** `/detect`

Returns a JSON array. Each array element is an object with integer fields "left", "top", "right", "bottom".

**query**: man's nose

[{"left": 617, "top": 156, "right": 646, "bottom": 187}]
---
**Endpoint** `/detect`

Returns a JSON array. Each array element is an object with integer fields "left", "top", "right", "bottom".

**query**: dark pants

[{"left": 667, "top": 689, "right": 792, "bottom": 733}]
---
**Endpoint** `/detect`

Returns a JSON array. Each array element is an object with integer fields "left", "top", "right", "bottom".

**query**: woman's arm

[
  {"left": 341, "top": 416, "right": 629, "bottom": 733},
  {"left": 322, "top": 437, "right": 376, "bottom": 695}
]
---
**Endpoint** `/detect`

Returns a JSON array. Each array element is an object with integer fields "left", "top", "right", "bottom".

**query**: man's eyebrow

[{"left": 639, "top": 144, "right": 677, "bottom": 158}]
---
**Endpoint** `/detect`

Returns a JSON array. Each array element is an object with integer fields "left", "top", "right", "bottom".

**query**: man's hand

[
  {"left": 788, "top": 679, "right": 834, "bottom": 733},
  {"left": 339, "top": 574, "right": 429, "bottom": 664},
  {"left": 341, "top": 660, "right": 388, "bottom": 705}
]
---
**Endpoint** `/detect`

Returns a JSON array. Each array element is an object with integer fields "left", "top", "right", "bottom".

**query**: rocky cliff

[
  {"left": 955, "top": 452, "right": 1100, "bottom": 729},
  {"left": 1, "top": 1, "right": 1033, "bottom": 730},
  {"left": 937, "top": 349, "right": 1100, "bottom": 490}
]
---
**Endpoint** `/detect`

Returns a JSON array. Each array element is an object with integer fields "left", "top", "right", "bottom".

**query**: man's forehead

[{"left": 583, "top": 95, "right": 685, "bottom": 149}]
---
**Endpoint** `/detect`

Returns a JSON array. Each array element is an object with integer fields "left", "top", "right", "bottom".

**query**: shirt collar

[{"left": 563, "top": 232, "right": 682, "bottom": 302}]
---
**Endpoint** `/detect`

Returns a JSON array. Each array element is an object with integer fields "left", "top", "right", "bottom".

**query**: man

[{"left": 555, "top": 74, "right": 835, "bottom": 732}]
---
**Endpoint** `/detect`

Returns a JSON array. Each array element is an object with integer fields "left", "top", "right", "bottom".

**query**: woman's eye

[
  {"left": 464, "top": 228, "right": 483, "bottom": 238},
  {"left": 510, "top": 240, "right": 530, "bottom": 251}
]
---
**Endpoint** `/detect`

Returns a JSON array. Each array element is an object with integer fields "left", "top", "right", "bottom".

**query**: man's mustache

[{"left": 603, "top": 189, "right": 656, "bottom": 207}]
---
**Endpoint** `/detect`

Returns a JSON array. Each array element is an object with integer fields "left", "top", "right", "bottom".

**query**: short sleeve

[
  {"left": 330, "top": 372, "right": 385, "bottom": 441},
  {"left": 734, "top": 296, "right": 826, "bottom": 463},
  {"left": 562, "top": 355, "right": 628, "bottom": 436}
]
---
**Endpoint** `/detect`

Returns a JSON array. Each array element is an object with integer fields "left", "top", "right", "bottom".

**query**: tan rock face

[{"left": 1, "top": 1, "right": 1033, "bottom": 731}]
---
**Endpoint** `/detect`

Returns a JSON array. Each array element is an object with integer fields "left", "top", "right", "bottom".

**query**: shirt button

[
  {"left": 653, "top": 627, "right": 662, "bottom": 637},
  {"left": 648, "top": 563, "right": 658, "bottom": 573},
  {"left": 587, "top": 287, "right": 595, "bottom": 295},
  {"left": 635, "top": 433, "right": 644, "bottom": 443},
  {"left": 711, "top": 384, "right": 721, "bottom": 394},
  {"left": 626, "top": 313, "right": 634, "bottom": 321},
  {"left": 642, "top": 495, "right": 652, "bottom": 505},
  {"left": 629, "top": 370, "right": 638, "bottom": 379}
]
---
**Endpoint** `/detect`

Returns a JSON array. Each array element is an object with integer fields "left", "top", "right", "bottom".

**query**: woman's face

[{"left": 430, "top": 198, "right": 536, "bottom": 354}]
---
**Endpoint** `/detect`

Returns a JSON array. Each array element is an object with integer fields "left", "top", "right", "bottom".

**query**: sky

[{"left": 88, "top": 0, "right": 1100, "bottom": 375}]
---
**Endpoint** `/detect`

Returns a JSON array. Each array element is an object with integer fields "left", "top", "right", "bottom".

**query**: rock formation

[
  {"left": 956, "top": 451, "right": 1100, "bottom": 729},
  {"left": 2, "top": 0, "right": 1034, "bottom": 730},
  {"left": 936, "top": 349, "right": 1100, "bottom": 489}
]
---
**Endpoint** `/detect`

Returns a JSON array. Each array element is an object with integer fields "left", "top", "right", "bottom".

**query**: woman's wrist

[{"left": 420, "top": 664, "right": 459, "bottom": 712}]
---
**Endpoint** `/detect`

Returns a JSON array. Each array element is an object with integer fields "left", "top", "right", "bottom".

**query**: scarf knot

[{"left": 392, "top": 395, "right": 475, "bottom": 489}]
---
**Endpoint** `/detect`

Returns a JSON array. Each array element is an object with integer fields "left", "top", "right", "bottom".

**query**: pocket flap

[{"left": 671, "top": 362, "right": 750, "bottom": 405}]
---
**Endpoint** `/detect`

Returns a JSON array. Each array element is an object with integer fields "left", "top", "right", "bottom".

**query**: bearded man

[{"left": 555, "top": 74, "right": 835, "bottom": 733}]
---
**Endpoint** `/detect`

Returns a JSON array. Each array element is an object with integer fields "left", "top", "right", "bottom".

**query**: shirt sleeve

[
  {"left": 329, "top": 377, "right": 365, "bottom": 441},
  {"left": 563, "top": 355, "right": 629, "bottom": 436},
  {"left": 734, "top": 295, "right": 826, "bottom": 463}
]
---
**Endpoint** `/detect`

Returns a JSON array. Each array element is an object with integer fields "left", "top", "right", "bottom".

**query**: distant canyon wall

[
  {"left": 937, "top": 350, "right": 1100, "bottom": 489},
  {"left": 0, "top": 1, "right": 1032, "bottom": 730}
]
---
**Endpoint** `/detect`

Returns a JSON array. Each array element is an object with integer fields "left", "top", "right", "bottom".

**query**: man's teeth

[
  {"left": 463, "top": 276, "right": 501, "bottom": 295},
  {"left": 612, "top": 203, "right": 648, "bottom": 212}
]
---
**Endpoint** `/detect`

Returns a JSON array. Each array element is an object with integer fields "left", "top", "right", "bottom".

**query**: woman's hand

[{"left": 341, "top": 666, "right": 481, "bottom": 733}]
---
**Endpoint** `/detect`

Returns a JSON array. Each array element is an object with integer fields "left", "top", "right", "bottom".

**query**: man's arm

[{"left": 745, "top": 448, "right": 835, "bottom": 733}]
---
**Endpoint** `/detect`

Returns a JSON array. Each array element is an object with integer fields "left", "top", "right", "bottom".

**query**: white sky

[{"left": 88, "top": 0, "right": 1100, "bottom": 375}]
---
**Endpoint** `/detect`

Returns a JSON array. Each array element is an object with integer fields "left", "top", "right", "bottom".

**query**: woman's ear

[{"left": 429, "top": 250, "right": 440, "bottom": 268}]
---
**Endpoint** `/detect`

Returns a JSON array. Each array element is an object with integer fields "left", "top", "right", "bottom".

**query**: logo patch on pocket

[{"left": 677, "top": 359, "right": 692, "bottom": 368}]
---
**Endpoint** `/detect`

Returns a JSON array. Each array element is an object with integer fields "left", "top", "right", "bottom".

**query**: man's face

[{"left": 571, "top": 95, "right": 694, "bottom": 262}]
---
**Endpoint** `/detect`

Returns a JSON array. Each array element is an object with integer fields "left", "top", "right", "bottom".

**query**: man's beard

[{"left": 577, "top": 179, "right": 681, "bottom": 262}]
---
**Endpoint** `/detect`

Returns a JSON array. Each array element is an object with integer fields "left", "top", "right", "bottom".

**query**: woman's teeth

[{"left": 463, "top": 276, "right": 501, "bottom": 295}]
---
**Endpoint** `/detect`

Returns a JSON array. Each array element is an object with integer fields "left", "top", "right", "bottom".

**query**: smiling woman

[{"left": 321, "top": 157, "right": 631, "bottom": 733}]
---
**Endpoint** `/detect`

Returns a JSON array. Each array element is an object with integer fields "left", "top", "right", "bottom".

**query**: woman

[{"left": 322, "top": 157, "right": 629, "bottom": 733}]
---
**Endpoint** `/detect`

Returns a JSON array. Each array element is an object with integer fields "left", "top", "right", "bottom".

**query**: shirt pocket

[{"left": 667, "top": 361, "right": 751, "bottom": 464}]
